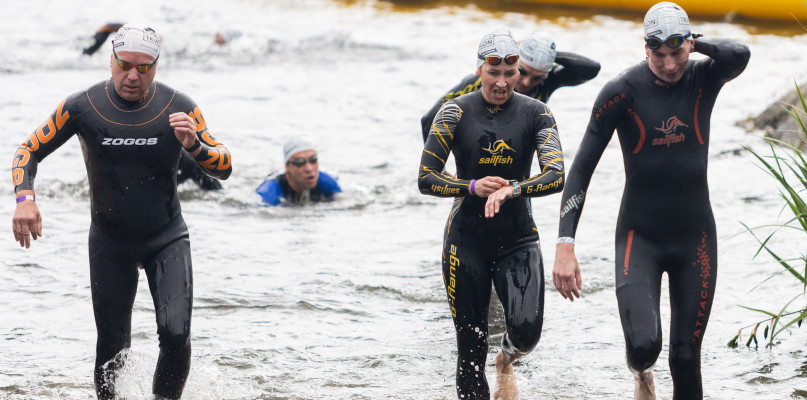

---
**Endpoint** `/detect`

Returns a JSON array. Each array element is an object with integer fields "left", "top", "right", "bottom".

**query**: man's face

[
  {"left": 645, "top": 39, "right": 693, "bottom": 85},
  {"left": 285, "top": 150, "right": 319, "bottom": 192},
  {"left": 515, "top": 63, "right": 548, "bottom": 93},
  {"left": 110, "top": 50, "right": 157, "bottom": 101},
  {"left": 476, "top": 61, "right": 519, "bottom": 105}
]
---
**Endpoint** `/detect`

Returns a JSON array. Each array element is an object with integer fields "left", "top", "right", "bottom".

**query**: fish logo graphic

[
  {"left": 479, "top": 140, "right": 515, "bottom": 166},
  {"left": 482, "top": 140, "right": 515, "bottom": 156},
  {"left": 655, "top": 116, "right": 688, "bottom": 135}
]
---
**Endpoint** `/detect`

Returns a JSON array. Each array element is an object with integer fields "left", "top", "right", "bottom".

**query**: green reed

[{"left": 728, "top": 82, "right": 807, "bottom": 348}]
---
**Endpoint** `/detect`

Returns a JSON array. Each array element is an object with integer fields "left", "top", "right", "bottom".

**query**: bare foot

[
  {"left": 633, "top": 371, "right": 656, "bottom": 400},
  {"left": 493, "top": 351, "right": 518, "bottom": 400}
]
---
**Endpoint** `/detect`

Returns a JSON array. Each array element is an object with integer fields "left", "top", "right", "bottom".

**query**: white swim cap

[
  {"left": 476, "top": 28, "right": 520, "bottom": 68},
  {"left": 112, "top": 24, "right": 161, "bottom": 59},
  {"left": 644, "top": 2, "right": 690, "bottom": 40},
  {"left": 519, "top": 32, "right": 557, "bottom": 72},
  {"left": 284, "top": 137, "right": 316, "bottom": 164}
]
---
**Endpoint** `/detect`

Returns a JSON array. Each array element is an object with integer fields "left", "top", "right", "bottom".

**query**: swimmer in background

[
  {"left": 256, "top": 137, "right": 341, "bottom": 205},
  {"left": 552, "top": 2, "right": 750, "bottom": 399},
  {"left": 12, "top": 24, "right": 232, "bottom": 399},
  {"left": 420, "top": 31, "right": 600, "bottom": 142}
]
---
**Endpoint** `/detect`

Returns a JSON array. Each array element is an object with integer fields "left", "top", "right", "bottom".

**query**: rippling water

[{"left": 2, "top": 0, "right": 807, "bottom": 399}]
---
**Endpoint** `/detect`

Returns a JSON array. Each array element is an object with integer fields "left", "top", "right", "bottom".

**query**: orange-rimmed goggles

[
  {"left": 478, "top": 53, "right": 519, "bottom": 66},
  {"left": 113, "top": 48, "right": 159, "bottom": 73}
]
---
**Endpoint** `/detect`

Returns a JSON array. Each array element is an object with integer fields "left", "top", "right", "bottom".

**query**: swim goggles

[
  {"left": 518, "top": 66, "right": 548, "bottom": 84},
  {"left": 644, "top": 33, "right": 691, "bottom": 50},
  {"left": 113, "top": 48, "right": 159, "bottom": 73},
  {"left": 288, "top": 155, "right": 318, "bottom": 167},
  {"left": 478, "top": 53, "right": 519, "bottom": 66}
]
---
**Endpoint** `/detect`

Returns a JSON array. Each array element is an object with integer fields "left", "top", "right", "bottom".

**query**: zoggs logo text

[{"left": 102, "top": 137, "right": 158, "bottom": 146}]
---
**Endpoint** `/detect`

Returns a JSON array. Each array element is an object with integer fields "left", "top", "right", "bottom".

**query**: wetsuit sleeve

[
  {"left": 82, "top": 23, "right": 124, "bottom": 56},
  {"left": 317, "top": 171, "right": 342, "bottom": 197},
  {"left": 421, "top": 75, "right": 482, "bottom": 143},
  {"left": 12, "top": 98, "right": 78, "bottom": 193},
  {"left": 692, "top": 38, "right": 750, "bottom": 84},
  {"left": 418, "top": 101, "right": 469, "bottom": 197},
  {"left": 256, "top": 178, "right": 283, "bottom": 205},
  {"left": 186, "top": 106, "right": 232, "bottom": 180},
  {"left": 557, "top": 81, "right": 625, "bottom": 238},
  {"left": 546, "top": 51, "right": 601, "bottom": 89},
  {"left": 520, "top": 107, "right": 565, "bottom": 197}
]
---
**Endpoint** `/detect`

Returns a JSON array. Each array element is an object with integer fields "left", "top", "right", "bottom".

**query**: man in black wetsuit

[
  {"left": 419, "top": 28, "right": 564, "bottom": 400},
  {"left": 420, "top": 31, "right": 600, "bottom": 142},
  {"left": 83, "top": 22, "right": 223, "bottom": 191},
  {"left": 551, "top": 3, "right": 750, "bottom": 399},
  {"left": 11, "top": 24, "right": 232, "bottom": 400}
]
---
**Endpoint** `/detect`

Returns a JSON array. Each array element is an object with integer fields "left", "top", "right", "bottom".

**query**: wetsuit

[
  {"left": 557, "top": 38, "right": 749, "bottom": 399},
  {"left": 82, "top": 23, "right": 124, "bottom": 56},
  {"left": 420, "top": 51, "right": 600, "bottom": 142},
  {"left": 11, "top": 79, "right": 232, "bottom": 400},
  {"left": 255, "top": 171, "right": 341, "bottom": 205},
  {"left": 418, "top": 90, "right": 564, "bottom": 399}
]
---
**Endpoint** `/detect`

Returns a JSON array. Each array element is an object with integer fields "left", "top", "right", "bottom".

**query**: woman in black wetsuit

[
  {"left": 11, "top": 24, "right": 232, "bottom": 400},
  {"left": 552, "top": 3, "right": 749, "bottom": 399},
  {"left": 418, "top": 28, "right": 565, "bottom": 400}
]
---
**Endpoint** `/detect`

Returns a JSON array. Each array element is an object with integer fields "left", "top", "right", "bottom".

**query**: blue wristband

[{"left": 16, "top": 195, "right": 35, "bottom": 204}]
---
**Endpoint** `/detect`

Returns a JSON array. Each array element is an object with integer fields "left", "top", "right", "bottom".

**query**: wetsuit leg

[
  {"left": 89, "top": 229, "right": 139, "bottom": 400},
  {"left": 443, "top": 236, "right": 493, "bottom": 400},
  {"left": 614, "top": 230, "right": 664, "bottom": 374},
  {"left": 143, "top": 238, "right": 193, "bottom": 400},
  {"left": 492, "top": 243, "right": 544, "bottom": 362},
  {"left": 667, "top": 229, "right": 717, "bottom": 400}
]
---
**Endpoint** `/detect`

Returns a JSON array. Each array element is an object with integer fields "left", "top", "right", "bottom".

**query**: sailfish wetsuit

[
  {"left": 557, "top": 38, "right": 749, "bottom": 399},
  {"left": 420, "top": 51, "right": 600, "bottom": 142},
  {"left": 11, "top": 79, "right": 232, "bottom": 399},
  {"left": 418, "top": 90, "right": 564, "bottom": 399}
]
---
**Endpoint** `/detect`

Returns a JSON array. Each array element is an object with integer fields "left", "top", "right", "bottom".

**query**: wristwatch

[{"left": 508, "top": 180, "right": 520, "bottom": 198}]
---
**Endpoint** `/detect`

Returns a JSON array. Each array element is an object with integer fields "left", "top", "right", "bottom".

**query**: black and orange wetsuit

[
  {"left": 557, "top": 38, "right": 749, "bottom": 400},
  {"left": 418, "top": 90, "right": 564, "bottom": 399},
  {"left": 11, "top": 79, "right": 232, "bottom": 400},
  {"left": 420, "top": 51, "right": 600, "bottom": 142}
]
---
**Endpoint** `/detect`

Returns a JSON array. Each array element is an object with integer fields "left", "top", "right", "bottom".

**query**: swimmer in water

[
  {"left": 418, "top": 28, "right": 564, "bottom": 400},
  {"left": 552, "top": 3, "right": 749, "bottom": 399},
  {"left": 420, "top": 31, "right": 600, "bottom": 142},
  {"left": 12, "top": 23, "right": 232, "bottom": 400},
  {"left": 256, "top": 136, "right": 342, "bottom": 205}
]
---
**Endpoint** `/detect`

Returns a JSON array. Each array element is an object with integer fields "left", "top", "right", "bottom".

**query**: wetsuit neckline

[
  {"left": 105, "top": 79, "right": 156, "bottom": 110},
  {"left": 642, "top": 60, "right": 686, "bottom": 89},
  {"left": 478, "top": 89, "right": 516, "bottom": 114}
]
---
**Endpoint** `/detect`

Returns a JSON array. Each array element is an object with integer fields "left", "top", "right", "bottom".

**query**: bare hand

[
  {"left": 484, "top": 185, "right": 514, "bottom": 218},
  {"left": 169, "top": 112, "right": 200, "bottom": 154},
  {"left": 553, "top": 242, "right": 582, "bottom": 301},
  {"left": 471, "top": 176, "right": 508, "bottom": 197},
  {"left": 12, "top": 193, "right": 42, "bottom": 248}
]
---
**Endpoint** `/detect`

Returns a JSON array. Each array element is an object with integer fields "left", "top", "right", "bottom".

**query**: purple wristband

[
  {"left": 16, "top": 195, "right": 35, "bottom": 203},
  {"left": 470, "top": 180, "right": 476, "bottom": 195}
]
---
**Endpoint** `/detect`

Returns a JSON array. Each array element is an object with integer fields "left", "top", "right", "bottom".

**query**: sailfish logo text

[
  {"left": 652, "top": 116, "right": 688, "bottom": 147},
  {"left": 479, "top": 140, "right": 514, "bottom": 165}
]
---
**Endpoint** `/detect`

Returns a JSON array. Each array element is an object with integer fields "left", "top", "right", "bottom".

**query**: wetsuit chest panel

[
  {"left": 452, "top": 92, "right": 536, "bottom": 182},
  {"left": 73, "top": 81, "right": 191, "bottom": 238}
]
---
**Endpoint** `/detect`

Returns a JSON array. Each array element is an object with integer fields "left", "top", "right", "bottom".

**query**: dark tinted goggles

[
  {"left": 645, "top": 33, "right": 691, "bottom": 50},
  {"left": 288, "top": 155, "right": 318, "bottom": 167}
]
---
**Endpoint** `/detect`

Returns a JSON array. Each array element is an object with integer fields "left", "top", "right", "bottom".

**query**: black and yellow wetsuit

[
  {"left": 418, "top": 90, "right": 564, "bottom": 399},
  {"left": 11, "top": 79, "right": 232, "bottom": 400},
  {"left": 557, "top": 38, "right": 749, "bottom": 400},
  {"left": 420, "top": 51, "right": 600, "bottom": 142}
]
